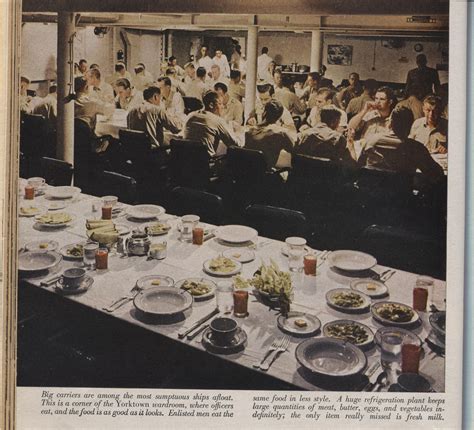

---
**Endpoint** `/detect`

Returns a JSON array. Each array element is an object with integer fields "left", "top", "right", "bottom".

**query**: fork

[
  {"left": 381, "top": 270, "right": 396, "bottom": 282},
  {"left": 252, "top": 336, "right": 285, "bottom": 369},
  {"left": 102, "top": 284, "right": 142, "bottom": 312},
  {"left": 316, "top": 250, "right": 331, "bottom": 268},
  {"left": 259, "top": 336, "right": 290, "bottom": 371}
]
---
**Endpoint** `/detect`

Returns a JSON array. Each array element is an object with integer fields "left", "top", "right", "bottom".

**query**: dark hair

[
  {"left": 79, "top": 59, "right": 87, "bottom": 65},
  {"left": 89, "top": 63, "right": 100, "bottom": 70},
  {"left": 273, "top": 69, "right": 282, "bottom": 77},
  {"left": 317, "top": 87, "right": 336, "bottom": 102},
  {"left": 158, "top": 77, "right": 172, "bottom": 87},
  {"left": 416, "top": 54, "right": 427, "bottom": 65},
  {"left": 261, "top": 47, "right": 269, "bottom": 54},
  {"left": 165, "top": 68, "right": 176, "bottom": 76},
  {"left": 202, "top": 91, "right": 219, "bottom": 111},
  {"left": 263, "top": 100, "right": 284, "bottom": 125},
  {"left": 390, "top": 107, "right": 414, "bottom": 139},
  {"left": 376, "top": 86, "right": 396, "bottom": 108},
  {"left": 115, "top": 63, "right": 125, "bottom": 72},
  {"left": 363, "top": 78, "right": 378, "bottom": 93},
  {"left": 320, "top": 106, "right": 342, "bottom": 126},
  {"left": 20, "top": 76, "right": 30, "bottom": 84},
  {"left": 137, "top": 62, "right": 145, "bottom": 69},
  {"left": 214, "top": 82, "right": 228, "bottom": 93},
  {"left": 349, "top": 72, "right": 360, "bottom": 80},
  {"left": 281, "top": 75, "right": 293, "bottom": 89},
  {"left": 196, "top": 67, "right": 207, "bottom": 78},
  {"left": 168, "top": 56, "right": 176, "bottom": 63},
  {"left": 115, "top": 78, "right": 131, "bottom": 89},
  {"left": 308, "top": 72, "right": 321, "bottom": 82},
  {"left": 88, "top": 68, "right": 101, "bottom": 80},
  {"left": 257, "top": 83, "right": 274, "bottom": 96},
  {"left": 143, "top": 86, "right": 161, "bottom": 101},
  {"left": 320, "top": 78, "right": 334, "bottom": 89},
  {"left": 74, "top": 76, "right": 88, "bottom": 93},
  {"left": 215, "top": 48, "right": 223, "bottom": 53},
  {"left": 49, "top": 85, "right": 57, "bottom": 94},
  {"left": 230, "top": 70, "right": 241, "bottom": 80},
  {"left": 134, "top": 66, "right": 144, "bottom": 74}
]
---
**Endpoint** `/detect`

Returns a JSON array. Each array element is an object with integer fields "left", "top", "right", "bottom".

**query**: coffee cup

[
  {"left": 27, "top": 177, "right": 45, "bottom": 190},
  {"left": 210, "top": 317, "right": 238, "bottom": 346},
  {"left": 397, "top": 373, "right": 433, "bottom": 392},
  {"left": 61, "top": 268, "right": 86, "bottom": 289},
  {"left": 101, "top": 195, "right": 118, "bottom": 208}
]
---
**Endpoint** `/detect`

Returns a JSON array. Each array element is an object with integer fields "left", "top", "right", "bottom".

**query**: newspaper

[{"left": 0, "top": 0, "right": 468, "bottom": 429}]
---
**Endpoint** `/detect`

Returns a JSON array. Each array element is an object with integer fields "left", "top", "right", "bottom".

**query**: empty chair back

[
  {"left": 74, "top": 118, "right": 97, "bottom": 192},
  {"left": 183, "top": 97, "right": 204, "bottom": 114},
  {"left": 170, "top": 186, "right": 224, "bottom": 225},
  {"left": 40, "top": 157, "right": 74, "bottom": 186},
  {"left": 97, "top": 171, "right": 137, "bottom": 205},
  {"left": 227, "top": 147, "right": 268, "bottom": 185},
  {"left": 290, "top": 154, "right": 348, "bottom": 188},
  {"left": 20, "top": 113, "right": 49, "bottom": 166},
  {"left": 244, "top": 204, "right": 310, "bottom": 242},
  {"left": 169, "top": 138, "right": 211, "bottom": 188}
]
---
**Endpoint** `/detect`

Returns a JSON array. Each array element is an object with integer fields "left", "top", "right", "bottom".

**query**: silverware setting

[
  {"left": 40, "top": 274, "right": 62, "bottom": 287},
  {"left": 253, "top": 335, "right": 290, "bottom": 371},
  {"left": 178, "top": 307, "right": 220, "bottom": 340},
  {"left": 382, "top": 270, "right": 396, "bottom": 282},
  {"left": 102, "top": 283, "right": 143, "bottom": 312},
  {"left": 372, "top": 371, "right": 388, "bottom": 391},
  {"left": 362, "top": 361, "right": 382, "bottom": 391}
]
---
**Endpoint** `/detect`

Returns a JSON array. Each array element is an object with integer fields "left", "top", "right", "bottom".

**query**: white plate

[
  {"left": 45, "top": 186, "right": 81, "bottom": 199},
  {"left": 34, "top": 213, "right": 75, "bottom": 228},
  {"left": 295, "top": 338, "right": 367, "bottom": 377},
  {"left": 24, "top": 240, "right": 59, "bottom": 252},
  {"left": 45, "top": 201, "right": 67, "bottom": 211},
  {"left": 127, "top": 204, "right": 165, "bottom": 220},
  {"left": 175, "top": 278, "right": 216, "bottom": 301},
  {"left": 371, "top": 301, "right": 420, "bottom": 327},
  {"left": 136, "top": 275, "right": 175, "bottom": 289},
  {"left": 134, "top": 286, "right": 192, "bottom": 316},
  {"left": 328, "top": 250, "right": 377, "bottom": 272},
  {"left": 326, "top": 288, "right": 371, "bottom": 313},
  {"left": 323, "top": 320, "right": 374, "bottom": 349},
  {"left": 280, "top": 245, "right": 311, "bottom": 257},
  {"left": 216, "top": 225, "right": 258, "bottom": 244},
  {"left": 60, "top": 243, "right": 86, "bottom": 260},
  {"left": 350, "top": 279, "right": 388, "bottom": 298},
  {"left": 18, "top": 251, "right": 62, "bottom": 272},
  {"left": 19, "top": 205, "right": 45, "bottom": 217},
  {"left": 277, "top": 312, "right": 321, "bottom": 337},
  {"left": 203, "top": 257, "right": 242, "bottom": 277},
  {"left": 222, "top": 248, "right": 255, "bottom": 263}
]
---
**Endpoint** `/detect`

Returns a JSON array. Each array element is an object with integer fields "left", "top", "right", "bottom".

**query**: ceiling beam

[{"left": 22, "top": 0, "right": 449, "bottom": 15}]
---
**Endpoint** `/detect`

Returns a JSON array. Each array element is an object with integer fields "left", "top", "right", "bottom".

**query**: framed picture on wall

[{"left": 327, "top": 44, "right": 353, "bottom": 66}]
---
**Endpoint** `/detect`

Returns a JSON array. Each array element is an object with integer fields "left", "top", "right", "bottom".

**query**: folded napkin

[
  {"left": 86, "top": 219, "right": 114, "bottom": 230},
  {"left": 86, "top": 219, "right": 119, "bottom": 244}
]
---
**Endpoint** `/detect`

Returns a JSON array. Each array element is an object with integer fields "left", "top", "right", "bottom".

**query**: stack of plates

[{"left": 328, "top": 250, "right": 377, "bottom": 272}]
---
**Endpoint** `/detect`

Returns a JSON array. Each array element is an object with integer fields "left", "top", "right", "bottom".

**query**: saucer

[
  {"left": 201, "top": 327, "right": 247, "bottom": 354},
  {"left": 55, "top": 275, "right": 94, "bottom": 295}
]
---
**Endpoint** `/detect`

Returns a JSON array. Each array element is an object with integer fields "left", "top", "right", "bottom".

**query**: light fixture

[{"left": 93, "top": 27, "right": 109, "bottom": 38}]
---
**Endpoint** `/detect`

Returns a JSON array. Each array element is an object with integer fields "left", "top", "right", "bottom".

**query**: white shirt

[
  {"left": 198, "top": 56, "right": 214, "bottom": 74},
  {"left": 161, "top": 89, "right": 186, "bottom": 122},
  {"left": 185, "top": 79, "right": 209, "bottom": 101},
  {"left": 257, "top": 53, "right": 273, "bottom": 81},
  {"left": 212, "top": 55, "right": 230, "bottom": 78},
  {"left": 88, "top": 80, "right": 115, "bottom": 104}
]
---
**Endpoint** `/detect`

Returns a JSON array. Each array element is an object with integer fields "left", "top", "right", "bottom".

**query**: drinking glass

[
  {"left": 179, "top": 215, "right": 200, "bottom": 242},
  {"left": 401, "top": 343, "right": 422, "bottom": 374},
  {"left": 83, "top": 242, "right": 99, "bottom": 268},
  {"left": 233, "top": 290, "right": 248, "bottom": 317},
  {"left": 286, "top": 237, "right": 306, "bottom": 272},
  {"left": 216, "top": 281, "right": 233, "bottom": 314},
  {"left": 95, "top": 247, "right": 109, "bottom": 270},
  {"left": 380, "top": 333, "right": 403, "bottom": 383},
  {"left": 416, "top": 276, "right": 436, "bottom": 309}
]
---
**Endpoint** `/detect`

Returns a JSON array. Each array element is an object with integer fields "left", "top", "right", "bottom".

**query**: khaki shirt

[
  {"left": 222, "top": 97, "right": 244, "bottom": 125},
  {"left": 75, "top": 94, "right": 115, "bottom": 131},
  {"left": 358, "top": 110, "right": 391, "bottom": 140},
  {"left": 409, "top": 117, "right": 448, "bottom": 153},
  {"left": 395, "top": 96, "right": 424, "bottom": 120},
  {"left": 346, "top": 93, "right": 373, "bottom": 118},
  {"left": 127, "top": 101, "right": 181, "bottom": 148},
  {"left": 183, "top": 110, "right": 239, "bottom": 156}
]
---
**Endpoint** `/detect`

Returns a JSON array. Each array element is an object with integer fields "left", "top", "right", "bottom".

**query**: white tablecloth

[{"left": 18, "top": 189, "right": 446, "bottom": 391}]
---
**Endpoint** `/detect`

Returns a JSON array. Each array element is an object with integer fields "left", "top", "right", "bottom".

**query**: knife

[
  {"left": 203, "top": 233, "right": 216, "bottom": 242},
  {"left": 178, "top": 308, "right": 219, "bottom": 339},
  {"left": 362, "top": 361, "right": 382, "bottom": 391},
  {"left": 187, "top": 323, "right": 210, "bottom": 341},
  {"left": 40, "top": 274, "right": 62, "bottom": 287}
]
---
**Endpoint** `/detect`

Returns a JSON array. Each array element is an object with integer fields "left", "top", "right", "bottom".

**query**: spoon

[{"left": 372, "top": 371, "right": 387, "bottom": 391}]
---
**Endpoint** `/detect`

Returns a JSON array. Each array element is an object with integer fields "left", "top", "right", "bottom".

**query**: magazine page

[{"left": 0, "top": 0, "right": 467, "bottom": 428}]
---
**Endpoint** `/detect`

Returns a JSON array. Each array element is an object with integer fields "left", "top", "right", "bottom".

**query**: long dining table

[{"left": 18, "top": 187, "right": 446, "bottom": 392}]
